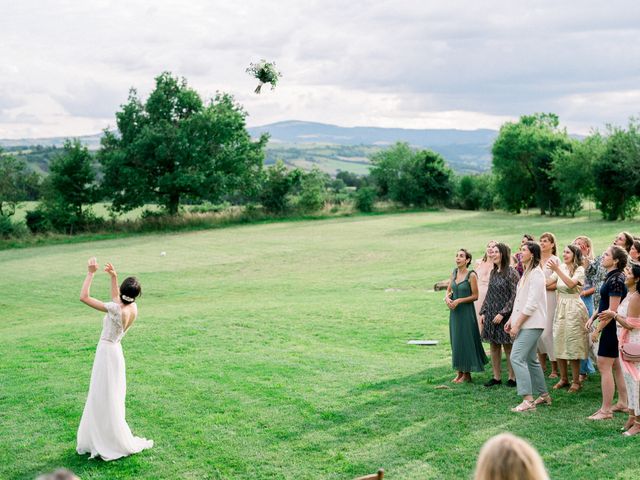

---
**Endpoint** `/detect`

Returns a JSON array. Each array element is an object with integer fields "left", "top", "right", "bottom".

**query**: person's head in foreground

[
  {"left": 36, "top": 469, "right": 80, "bottom": 480},
  {"left": 474, "top": 433, "right": 549, "bottom": 480}
]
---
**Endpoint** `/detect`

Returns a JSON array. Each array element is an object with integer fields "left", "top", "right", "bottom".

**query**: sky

[{"left": 1, "top": 0, "right": 639, "bottom": 138}]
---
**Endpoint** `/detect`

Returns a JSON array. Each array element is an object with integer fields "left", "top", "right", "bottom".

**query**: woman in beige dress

[
  {"left": 538, "top": 232, "right": 559, "bottom": 378},
  {"left": 474, "top": 240, "right": 497, "bottom": 334},
  {"left": 546, "top": 245, "right": 589, "bottom": 392}
]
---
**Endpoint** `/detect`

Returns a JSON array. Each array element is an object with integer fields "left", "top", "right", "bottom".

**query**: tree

[
  {"left": 492, "top": 113, "right": 572, "bottom": 214},
  {"left": 46, "top": 139, "right": 97, "bottom": 217},
  {"left": 551, "top": 134, "right": 601, "bottom": 217},
  {"left": 259, "top": 161, "right": 302, "bottom": 214},
  {"left": 370, "top": 142, "right": 414, "bottom": 198},
  {"left": 453, "top": 174, "right": 497, "bottom": 211},
  {"left": 593, "top": 122, "right": 640, "bottom": 220},
  {"left": 0, "top": 149, "right": 40, "bottom": 217},
  {"left": 370, "top": 142, "right": 453, "bottom": 207},
  {"left": 27, "top": 139, "right": 99, "bottom": 234},
  {"left": 297, "top": 167, "right": 328, "bottom": 212},
  {"left": 100, "top": 72, "right": 268, "bottom": 215}
]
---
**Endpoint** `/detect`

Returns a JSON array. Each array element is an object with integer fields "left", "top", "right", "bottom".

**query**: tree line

[{"left": 1, "top": 73, "right": 640, "bottom": 240}]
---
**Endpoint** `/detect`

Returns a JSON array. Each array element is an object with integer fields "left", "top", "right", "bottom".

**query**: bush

[
  {"left": 189, "top": 201, "right": 231, "bottom": 214},
  {"left": 260, "top": 161, "right": 302, "bottom": 214},
  {"left": 26, "top": 203, "right": 105, "bottom": 235},
  {"left": 355, "top": 186, "right": 377, "bottom": 212},
  {"left": 25, "top": 208, "right": 50, "bottom": 234},
  {"left": 0, "top": 215, "right": 27, "bottom": 238},
  {"left": 297, "top": 169, "right": 327, "bottom": 213},
  {"left": 450, "top": 174, "right": 497, "bottom": 211}
]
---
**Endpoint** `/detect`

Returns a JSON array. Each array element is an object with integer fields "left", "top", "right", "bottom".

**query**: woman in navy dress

[{"left": 587, "top": 246, "right": 629, "bottom": 420}]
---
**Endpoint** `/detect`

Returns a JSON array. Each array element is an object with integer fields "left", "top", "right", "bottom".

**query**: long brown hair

[
  {"left": 523, "top": 242, "right": 541, "bottom": 274},
  {"left": 565, "top": 244, "right": 583, "bottom": 275},
  {"left": 492, "top": 242, "right": 512, "bottom": 275}
]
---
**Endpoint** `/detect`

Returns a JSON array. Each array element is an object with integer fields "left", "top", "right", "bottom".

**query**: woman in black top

[
  {"left": 480, "top": 242, "right": 519, "bottom": 387},
  {"left": 586, "top": 246, "right": 629, "bottom": 420}
]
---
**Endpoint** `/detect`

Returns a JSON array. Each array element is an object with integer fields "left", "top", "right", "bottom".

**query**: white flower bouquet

[{"left": 246, "top": 60, "right": 282, "bottom": 94}]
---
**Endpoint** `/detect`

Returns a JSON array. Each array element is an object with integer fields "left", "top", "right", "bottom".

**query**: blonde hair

[
  {"left": 482, "top": 240, "right": 498, "bottom": 262},
  {"left": 474, "top": 433, "right": 549, "bottom": 480},
  {"left": 573, "top": 235, "right": 594, "bottom": 264}
]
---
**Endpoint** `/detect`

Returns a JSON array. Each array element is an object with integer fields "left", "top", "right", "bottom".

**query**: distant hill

[
  {"left": 0, "top": 133, "right": 103, "bottom": 150},
  {"left": 248, "top": 120, "right": 497, "bottom": 147},
  {"left": 1, "top": 121, "right": 499, "bottom": 175},
  {"left": 248, "top": 121, "right": 497, "bottom": 174}
]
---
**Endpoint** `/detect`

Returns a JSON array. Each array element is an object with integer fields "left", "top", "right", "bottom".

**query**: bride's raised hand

[
  {"left": 88, "top": 257, "right": 99, "bottom": 273},
  {"left": 104, "top": 263, "right": 117, "bottom": 278}
]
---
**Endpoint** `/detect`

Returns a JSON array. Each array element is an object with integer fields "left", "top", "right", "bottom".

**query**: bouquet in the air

[{"left": 246, "top": 60, "right": 282, "bottom": 94}]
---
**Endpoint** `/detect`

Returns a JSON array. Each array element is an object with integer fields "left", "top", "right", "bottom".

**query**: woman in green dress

[{"left": 446, "top": 249, "right": 489, "bottom": 382}]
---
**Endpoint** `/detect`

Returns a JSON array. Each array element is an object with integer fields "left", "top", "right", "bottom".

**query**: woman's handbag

[{"left": 621, "top": 343, "right": 640, "bottom": 362}]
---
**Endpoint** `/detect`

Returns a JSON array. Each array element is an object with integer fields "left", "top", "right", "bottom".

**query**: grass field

[{"left": 2, "top": 209, "right": 640, "bottom": 479}]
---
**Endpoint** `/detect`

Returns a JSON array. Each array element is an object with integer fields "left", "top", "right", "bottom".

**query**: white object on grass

[
  {"left": 407, "top": 340, "right": 438, "bottom": 346},
  {"left": 160, "top": 251, "right": 166, "bottom": 257}
]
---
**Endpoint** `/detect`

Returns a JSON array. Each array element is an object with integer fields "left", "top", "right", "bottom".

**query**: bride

[{"left": 76, "top": 257, "right": 153, "bottom": 461}]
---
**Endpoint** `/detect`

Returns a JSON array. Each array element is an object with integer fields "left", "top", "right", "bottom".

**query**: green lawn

[{"left": 2, "top": 210, "right": 640, "bottom": 479}]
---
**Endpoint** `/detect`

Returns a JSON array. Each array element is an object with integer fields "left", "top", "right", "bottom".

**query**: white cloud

[{"left": 0, "top": 0, "right": 639, "bottom": 138}]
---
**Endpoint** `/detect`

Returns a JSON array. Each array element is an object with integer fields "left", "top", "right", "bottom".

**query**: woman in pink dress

[{"left": 474, "top": 240, "right": 497, "bottom": 335}]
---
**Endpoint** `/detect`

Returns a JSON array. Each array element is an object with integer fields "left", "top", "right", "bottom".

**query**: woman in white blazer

[{"left": 505, "top": 242, "right": 551, "bottom": 412}]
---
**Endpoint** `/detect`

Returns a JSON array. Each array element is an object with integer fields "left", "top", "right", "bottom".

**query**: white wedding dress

[{"left": 76, "top": 302, "right": 153, "bottom": 461}]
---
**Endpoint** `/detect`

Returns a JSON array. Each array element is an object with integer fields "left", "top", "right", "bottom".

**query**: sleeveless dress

[
  {"left": 77, "top": 302, "right": 153, "bottom": 461},
  {"left": 449, "top": 269, "right": 488, "bottom": 372},
  {"left": 551, "top": 265, "right": 589, "bottom": 359}
]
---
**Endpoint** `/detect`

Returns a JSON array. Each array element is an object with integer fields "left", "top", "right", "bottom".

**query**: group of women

[{"left": 445, "top": 231, "right": 640, "bottom": 436}]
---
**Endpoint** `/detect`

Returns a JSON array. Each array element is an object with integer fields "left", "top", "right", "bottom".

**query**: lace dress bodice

[{"left": 100, "top": 302, "right": 126, "bottom": 343}]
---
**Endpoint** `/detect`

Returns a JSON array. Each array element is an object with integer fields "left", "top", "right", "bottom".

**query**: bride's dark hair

[{"left": 120, "top": 277, "right": 142, "bottom": 305}]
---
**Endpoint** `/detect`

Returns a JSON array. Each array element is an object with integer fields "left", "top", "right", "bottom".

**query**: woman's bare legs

[
  {"left": 490, "top": 343, "right": 502, "bottom": 380},
  {"left": 590, "top": 356, "right": 616, "bottom": 419},
  {"left": 504, "top": 344, "right": 515, "bottom": 381},
  {"left": 613, "top": 357, "right": 628, "bottom": 409}
]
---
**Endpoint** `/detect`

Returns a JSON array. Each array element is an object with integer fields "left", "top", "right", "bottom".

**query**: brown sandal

[
  {"left": 533, "top": 394, "right": 552, "bottom": 406},
  {"left": 552, "top": 381, "right": 569, "bottom": 390},
  {"left": 612, "top": 404, "right": 629, "bottom": 413},
  {"left": 623, "top": 421, "right": 640, "bottom": 437},
  {"left": 588, "top": 409, "right": 613, "bottom": 420},
  {"left": 567, "top": 382, "right": 581, "bottom": 393}
]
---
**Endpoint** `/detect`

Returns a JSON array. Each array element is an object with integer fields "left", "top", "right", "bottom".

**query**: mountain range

[{"left": 1, "top": 121, "right": 498, "bottom": 175}]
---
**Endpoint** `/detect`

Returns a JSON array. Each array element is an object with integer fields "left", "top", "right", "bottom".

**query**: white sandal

[{"left": 511, "top": 400, "right": 536, "bottom": 412}]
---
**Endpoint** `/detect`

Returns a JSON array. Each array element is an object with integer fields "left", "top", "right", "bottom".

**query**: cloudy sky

[{"left": 1, "top": 0, "right": 639, "bottom": 138}]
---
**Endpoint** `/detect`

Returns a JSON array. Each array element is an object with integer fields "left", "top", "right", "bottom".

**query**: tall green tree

[
  {"left": 100, "top": 72, "right": 268, "bottom": 214},
  {"left": 0, "top": 149, "right": 40, "bottom": 217},
  {"left": 46, "top": 139, "right": 97, "bottom": 217},
  {"left": 492, "top": 113, "right": 572, "bottom": 214},
  {"left": 593, "top": 122, "right": 640, "bottom": 220},
  {"left": 370, "top": 142, "right": 414, "bottom": 198},
  {"left": 551, "top": 134, "right": 601, "bottom": 217},
  {"left": 26, "top": 139, "right": 99, "bottom": 234}
]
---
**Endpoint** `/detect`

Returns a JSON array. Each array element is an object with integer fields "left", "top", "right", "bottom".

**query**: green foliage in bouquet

[{"left": 246, "top": 60, "right": 282, "bottom": 93}]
